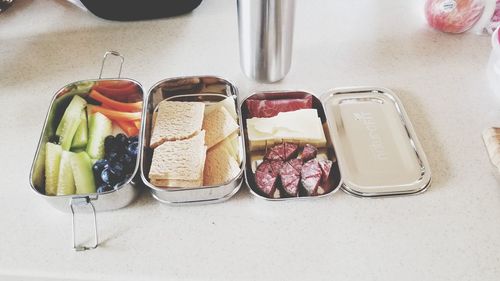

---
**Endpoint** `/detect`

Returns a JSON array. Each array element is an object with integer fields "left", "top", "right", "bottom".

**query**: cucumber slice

[
  {"left": 57, "top": 151, "right": 76, "bottom": 195},
  {"left": 45, "top": 143, "right": 62, "bottom": 195},
  {"left": 71, "top": 110, "right": 88, "bottom": 149},
  {"left": 32, "top": 143, "right": 46, "bottom": 190},
  {"left": 71, "top": 152, "right": 96, "bottom": 194},
  {"left": 55, "top": 95, "right": 86, "bottom": 136},
  {"left": 56, "top": 95, "right": 86, "bottom": 150},
  {"left": 46, "top": 81, "right": 94, "bottom": 137},
  {"left": 86, "top": 112, "right": 112, "bottom": 159}
]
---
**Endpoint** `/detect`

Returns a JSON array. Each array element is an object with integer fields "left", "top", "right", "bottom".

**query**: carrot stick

[
  {"left": 89, "top": 89, "right": 142, "bottom": 112},
  {"left": 87, "top": 105, "right": 141, "bottom": 121},
  {"left": 114, "top": 120, "right": 139, "bottom": 137}
]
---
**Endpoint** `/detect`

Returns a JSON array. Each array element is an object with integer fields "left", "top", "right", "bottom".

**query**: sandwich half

[
  {"left": 203, "top": 138, "right": 241, "bottom": 186},
  {"left": 150, "top": 101, "right": 205, "bottom": 148},
  {"left": 149, "top": 130, "right": 207, "bottom": 188},
  {"left": 202, "top": 105, "right": 239, "bottom": 149}
]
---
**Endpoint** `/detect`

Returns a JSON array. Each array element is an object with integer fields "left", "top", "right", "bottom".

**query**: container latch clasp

[
  {"left": 70, "top": 197, "right": 98, "bottom": 251},
  {"left": 98, "top": 50, "right": 124, "bottom": 79}
]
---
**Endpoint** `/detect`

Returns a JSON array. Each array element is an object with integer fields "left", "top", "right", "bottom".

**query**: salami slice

[
  {"left": 264, "top": 143, "right": 298, "bottom": 161},
  {"left": 255, "top": 170, "right": 277, "bottom": 197},
  {"left": 279, "top": 158, "right": 303, "bottom": 197},
  {"left": 283, "top": 143, "right": 299, "bottom": 160},
  {"left": 318, "top": 159, "right": 333, "bottom": 192},
  {"left": 264, "top": 145, "right": 283, "bottom": 161},
  {"left": 300, "top": 159, "right": 322, "bottom": 196},
  {"left": 270, "top": 160, "right": 284, "bottom": 177},
  {"left": 281, "top": 176, "right": 300, "bottom": 197},
  {"left": 246, "top": 95, "right": 313, "bottom": 118},
  {"left": 300, "top": 144, "right": 318, "bottom": 162},
  {"left": 288, "top": 158, "right": 303, "bottom": 173},
  {"left": 319, "top": 159, "right": 332, "bottom": 182},
  {"left": 255, "top": 161, "right": 277, "bottom": 197}
]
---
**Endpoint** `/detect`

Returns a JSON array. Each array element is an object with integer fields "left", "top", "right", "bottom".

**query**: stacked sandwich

[{"left": 148, "top": 98, "right": 241, "bottom": 188}]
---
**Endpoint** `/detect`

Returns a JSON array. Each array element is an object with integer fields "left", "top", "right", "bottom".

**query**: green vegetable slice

[
  {"left": 57, "top": 151, "right": 76, "bottom": 195},
  {"left": 56, "top": 95, "right": 87, "bottom": 150},
  {"left": 86, "top": 112, "right": 112, "bottom": 159},
  {"left": 71, "top": 110, "right": 88, "bottom": 149},
  {"left": 45, "top": 143, "right": 62, "bottom": 195},
  {"left": 71, "top": 152, "right": 96, "bottom": 194}
]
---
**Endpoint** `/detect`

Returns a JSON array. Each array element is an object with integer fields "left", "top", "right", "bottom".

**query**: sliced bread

[
  {"left": 202, "top": 105, "right": 239, "bottom": 149},
  {"left": 151, "top": 178, "right": 203, "bottom": 188},
  {"left": 150, "top": 101, "right": 205, "bottom": 148},
  {"left": 150, "top": 149, "right": 206, "bottom": 188},
  {"left": 149, "top": 130, "right": 206, "bottom": 182},
  {"left": 203, "top": 140, "right": 241, "bottom": 186}
]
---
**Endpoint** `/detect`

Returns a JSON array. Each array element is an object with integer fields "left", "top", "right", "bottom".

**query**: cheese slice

[{"left": 247, "top": 109, "right": 327, "bottom": 151}]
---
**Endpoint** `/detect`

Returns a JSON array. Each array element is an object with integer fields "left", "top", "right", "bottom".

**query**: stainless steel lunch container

[
  {"left": 140, "top": 76, "right": 246, "bottom": 205},
  {"left": 241, "top": 91, "right": 342, "bottom": 200},
  {"left": 29, "top": 52, "right": 144, "bottom": 250},
  {"left": 237, "top": 0, "right": 295, "bottom": 83},
  {"left": 241, "top": 87, "right": 432, "bottom": 200}
]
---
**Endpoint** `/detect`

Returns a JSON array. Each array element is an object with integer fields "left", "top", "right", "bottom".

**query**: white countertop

[{"left": 2, "top": 0, "right": 500, "bottom": 280}]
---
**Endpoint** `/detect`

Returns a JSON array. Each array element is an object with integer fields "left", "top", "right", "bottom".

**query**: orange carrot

[
  {"left": 114, "top": 120, "right": 139, "bottom": 137},
  {"left": 88, "top": 105, "right": 141, "bottom": 121},
  {"left": 89, "top": 90, "right": 142, "bottom": 112}
]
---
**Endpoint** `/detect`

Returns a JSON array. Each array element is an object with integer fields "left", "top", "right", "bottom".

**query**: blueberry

[
  {"left": 115, "top": 142, "right": 128, "bottom": 154},
  {"left": 101, "top": 168, "right": 111, "bottom": 184},
  {"left": 97, "top": 184, "right": 113, "bottom": 193},
  {"left": 116, "top": 133, "right": 128, "bottom": 145},
  {"left": 122, "top": 153, "right": 134, "bottom": 173},
  {"left": 93, "top": 159, "right": 108, "bottom": 172},
  {"left": 104, "top": 135, "right": 115, "bottom": 152},
  {"left": 109, "top": 160, "right": 124, "bottom": 176},
  {"left": 106, "top": 162, "right": 125, "bottom": 184},
  {"left": 92, "top": 159, "right": 108, "bottom": 181},
  {"left": 127, "top": 142, "right": 138, "bottom": 158},
  {"left": 128, "top": 136, "right": 138, "bottom": 144},
  {"left": 106, "top": 151, "right": 119, "bottom": 162}
]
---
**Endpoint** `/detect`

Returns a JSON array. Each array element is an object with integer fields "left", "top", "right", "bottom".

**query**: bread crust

[{"left": 150, "top": 101, "right": 205, "bottom": 148}]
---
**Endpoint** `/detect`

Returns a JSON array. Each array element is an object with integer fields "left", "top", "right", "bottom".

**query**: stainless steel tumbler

[{"left": 237, "top": 0, "right": 295, "bottom": 83}]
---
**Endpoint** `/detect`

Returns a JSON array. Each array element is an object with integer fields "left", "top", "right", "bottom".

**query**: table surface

[{"left": 2, "top": 0, "right": 500, "bottom": 280}]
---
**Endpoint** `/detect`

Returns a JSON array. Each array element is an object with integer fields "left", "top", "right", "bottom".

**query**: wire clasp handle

[{"left": 99, "top": 51, "right": 124, "bottom": 79}]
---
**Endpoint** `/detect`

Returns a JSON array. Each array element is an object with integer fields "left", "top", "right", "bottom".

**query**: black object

[
  {"left": 80, "top": 0, "right": 203, "bottom": 21},
  {"left": 0, "top": 0, "right": 14, "bottom": 13}
]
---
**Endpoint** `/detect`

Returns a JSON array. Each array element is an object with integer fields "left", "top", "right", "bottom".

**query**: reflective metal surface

[
  {"left": 237, "top": 0, "right": 295, "bottom": 83},
  {"left": 141, "top": 76, "right": 245, "bottom": 205},
  {"left": 241, "top": 91, "right": 342, "bottom": 201},
  {"left": 71, "top": 197, "right": 98, "bottom": 251},
  {"left": 322, "top": 87, "right": 431, "bottom": 197},
  {"left": 29, "top": 73, "right": 144, "bottom": 251},
  {"left": 29, "top": 78, "right": 144, "bottom": 212}
]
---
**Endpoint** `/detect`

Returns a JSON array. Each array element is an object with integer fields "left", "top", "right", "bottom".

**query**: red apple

[{"left": 425, "top": 0, "right": 485, "bottom": 33}]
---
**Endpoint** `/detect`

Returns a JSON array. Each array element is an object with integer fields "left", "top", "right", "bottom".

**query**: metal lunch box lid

[{"left": 320, "top": 87, "right": 431, "bottom": 197}]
